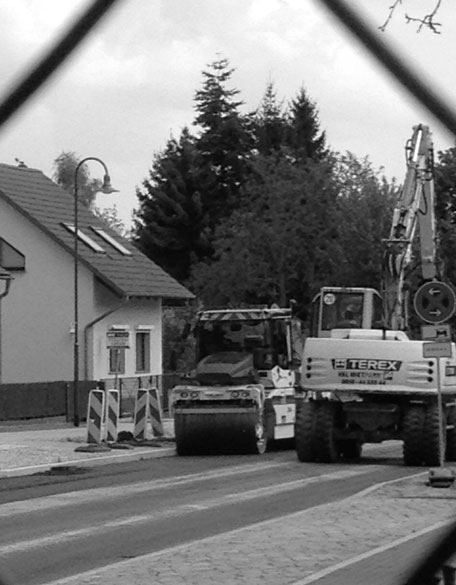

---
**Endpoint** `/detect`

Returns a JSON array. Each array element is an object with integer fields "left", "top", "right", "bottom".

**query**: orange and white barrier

[
  {"left": 133, "top": 387, "right": 164, "bottom": 440},
  {"left": 86, "top": 389, "right": 105, "bottom": 444},
  {"left": 105, "top": 389, "right": 120, "bottom": 442},
  {"left": 133, "top": 388, "right": 150, "bottom": 441},
  {"left": 149, "top": 387, "right": 164, "bottom": 437}
]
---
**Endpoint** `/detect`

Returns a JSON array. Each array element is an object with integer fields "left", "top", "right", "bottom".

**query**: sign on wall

[{"left": 106, "top": 329, "right": 130, "bottom": 348}]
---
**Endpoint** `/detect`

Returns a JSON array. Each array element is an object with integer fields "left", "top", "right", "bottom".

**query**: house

[{"left": 0, "top": 162, "right": 194, "bottom": 391}]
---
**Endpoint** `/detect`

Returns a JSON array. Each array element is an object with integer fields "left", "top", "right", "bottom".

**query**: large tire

[
  {"left": 175, "top": 410, "right": 266, "bottom": 455},
  {"left": 402, "top": 405, "right": 426, "bottom": 466},
  {"left": 314, "top": 402, "right": 338, "bottom": 463},
  {"left": 174, "top": 412, "right": 194, "bottom": 456},
  {"left": 424, "top": 401, "right": 445, "bottom": 467},
  {"left": 295, "top": 400, "right": 317, "bottom": 462},
  {"left": 446, "top": 406, "right": 456, "bottom": 461}
]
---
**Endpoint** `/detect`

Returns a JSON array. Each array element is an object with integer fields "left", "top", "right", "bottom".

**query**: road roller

[{"left": 170, "top": 305, "right": 304, "bottom": 455}]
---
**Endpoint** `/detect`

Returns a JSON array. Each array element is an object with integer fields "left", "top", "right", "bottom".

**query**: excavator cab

[{"left": 310, "top": 286, "right": 384, "bottom": 337}]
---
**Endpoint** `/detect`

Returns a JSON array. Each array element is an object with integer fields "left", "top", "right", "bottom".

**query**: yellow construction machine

[
  {"left": 296, "top": 124, "right": 456, "bottom": 466},
  {"left": 170, "top": 305, "right": 303, "bottom": 455}
]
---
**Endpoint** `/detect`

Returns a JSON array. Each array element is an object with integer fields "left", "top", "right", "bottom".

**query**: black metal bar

[{"left": 0, "top": 0, "right": 120, "bottom": 129}]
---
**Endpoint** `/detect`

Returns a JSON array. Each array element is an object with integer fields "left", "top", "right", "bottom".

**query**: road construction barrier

[
  {"left": 105, "top": 389, "right": 120, "bottom": 442},
  {"left": 133, "top": 388, "right": 150, "bottom": 441},
  {"left": 149, "top": 387, "right": 164, "bottom": 437},
  {"left": 86, "top": 389, "right": 105, "bottom": 444},
  {"left": 133, "top": 388, "right": 164, "bottom": 440}
]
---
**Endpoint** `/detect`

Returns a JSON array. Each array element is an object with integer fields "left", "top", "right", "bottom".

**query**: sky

[{"left": 0, "top": 0, "right": 455, "bottom": 230}]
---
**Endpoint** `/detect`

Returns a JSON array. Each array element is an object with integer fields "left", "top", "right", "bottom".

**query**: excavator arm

[{"left": 382, "top": 124, "right": 437, "bottom": 330}]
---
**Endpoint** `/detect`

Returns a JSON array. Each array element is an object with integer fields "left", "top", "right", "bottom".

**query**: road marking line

[
  {"left": 0, "top": 460, "right": 291, "bottom": 517},
  {"left": 41, "top": 470, "right": 428, "bottom": 585},
  {"left": 0, "top": 466, "right": 382, "bottom": 555},
  {"left": 355, "top": 470, "right": 427, "bottom": 497},
  {"left": 290, "top": 518, "right": 456, "bottom": 585},
  {"left": 0, "top": 460, "right": 381, "bottom": 518}
]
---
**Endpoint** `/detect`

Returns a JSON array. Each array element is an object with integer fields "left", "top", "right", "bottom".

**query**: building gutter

[{"left": 83, "top": 296, "right": 129, "bottom": 380}]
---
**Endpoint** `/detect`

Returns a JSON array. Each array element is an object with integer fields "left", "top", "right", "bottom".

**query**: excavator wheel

[
  {"left": 174, "top": 410, "right": 266, "bottom": 455},
  {"left": 423, "top": 401, "right": 445, "bottom": 467},
  {"left": 402, "top": 405, "right": 426, "bottom": 466},
  {"left": 295, "top": 400, "right": 317, "bottom": 462},
  {"left": 314, "top": 401, "right": 338, "bottom": 463}
]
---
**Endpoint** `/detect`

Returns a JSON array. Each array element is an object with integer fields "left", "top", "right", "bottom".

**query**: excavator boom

[{"left": 382, "top": 124, "right": 437, "bottom": 330}]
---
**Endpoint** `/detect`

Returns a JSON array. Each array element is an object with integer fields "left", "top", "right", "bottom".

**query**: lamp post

[{"left": 73, "top": 157, "right": 118, "bottom": 427}]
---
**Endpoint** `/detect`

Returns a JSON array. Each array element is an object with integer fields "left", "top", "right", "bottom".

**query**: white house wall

[
  {"left": 0, "top": 198, "right": 165, "bottom": 385},
  {"left": 0, "top": 198, "right": 97, "bottom": 383},
  {"left": 89, "top": 296, "right": 162, "bottom": 382}
]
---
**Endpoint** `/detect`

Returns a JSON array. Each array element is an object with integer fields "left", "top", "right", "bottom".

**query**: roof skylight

[
  {"left": 91, "top": 227, "right": 132, "bottom": 256},
  {"left": 62, "top": 223, "right": 106, "bottom": 253}
]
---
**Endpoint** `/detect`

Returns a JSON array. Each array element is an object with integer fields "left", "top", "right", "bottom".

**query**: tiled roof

[{"left": 0, "top": 163, "right": 194, "bottom": 301}]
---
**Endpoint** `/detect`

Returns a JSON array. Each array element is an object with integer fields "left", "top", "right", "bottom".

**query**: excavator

[
  {"left": 296, "top": 124, "right": 456, "bottom": 466},
  {"left": 170, "top": 305, "right": 304, "bottom": 455}
]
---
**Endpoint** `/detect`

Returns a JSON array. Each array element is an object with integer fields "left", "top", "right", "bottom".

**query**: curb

[{"left": 0, "top": 445, "right": 176, "bottom": 479}]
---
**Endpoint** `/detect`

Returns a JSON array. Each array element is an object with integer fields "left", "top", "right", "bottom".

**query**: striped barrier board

[
  {"left": 105, "top": 389, "right": 120, "bottom": 442},
  {"left": 133, "top": 388, "right": 150, "bottom": 441},
  {"left": 149, "top": 387, "right": 164, "bottom": 437},
  {"left": 86, "top": 389, "right": 105, "bottom": 444}
]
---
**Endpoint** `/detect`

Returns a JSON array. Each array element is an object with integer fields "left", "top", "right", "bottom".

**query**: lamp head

[{"left": 101, "top": 173, "right": 119, "bottom": 194}]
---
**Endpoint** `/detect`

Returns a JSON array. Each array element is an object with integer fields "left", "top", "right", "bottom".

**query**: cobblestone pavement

[
  {"left": 2, "top": 421, "right": 456, "bottom": 585},
  {"left": 46, "top": 473, "right": 456, "bottom": 585}
]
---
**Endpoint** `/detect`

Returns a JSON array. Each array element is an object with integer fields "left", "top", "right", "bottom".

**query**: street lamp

[{"left": 73, "top": 157, "right": 118, "bottom": 427}]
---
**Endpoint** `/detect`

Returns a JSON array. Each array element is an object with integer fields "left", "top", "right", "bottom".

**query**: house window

[
  {"left": 91, "top": 227, "right": 132, "bottom": 256},
  {"left": 62, "top": 223, "right": 106, "bottom": 253},
  {"left": 109, "top": 348, "right": 125, "bottom": 374},
  {"left": 136, "top": 331, "right": 151, "bottom": 372},
  {"left": 0, "top": 238, "right": 25, "bottom": 270}
]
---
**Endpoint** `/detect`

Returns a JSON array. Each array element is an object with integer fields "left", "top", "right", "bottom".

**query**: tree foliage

[
  {"left": 133, "top": 129, "right": 206, "bottom": 282},
  {"left": 53, "top": 151, "right": 125, "bottom": 235},
  {"left": 286, "top": 87, "right": 327, "bottom": 160},
  {"left": 333, "top": 153, "right": 398, "bottom": 289},
  {"left": 53, "top": 151, "right": 101, "bottom": 208},
  {"left": 254, "top": 81, "right": 288, "bottom": 155},
  {"left": 434, "top": 147, "right": 456, "bottom": 284},
  {"left": 134, "top": 55, "right": 397, "bottom": 326},
  {"left": 193, "top": 57, "right": 254, "bottom": 229},
  {"left": 188, "top": 152, "right": 394, "bottom": 319}
]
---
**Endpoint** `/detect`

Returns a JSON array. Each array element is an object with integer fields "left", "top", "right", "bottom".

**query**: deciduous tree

[
  {"left": 189, "top": 154, "right": 342, "bottom": 316},
  {"left": 53, "top": 151, "right": 125, "bottom": 234}
]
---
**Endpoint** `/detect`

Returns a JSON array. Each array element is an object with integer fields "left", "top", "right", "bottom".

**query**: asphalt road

[{"left": 0, "top": 442, "right": 447, "bottom": 585}]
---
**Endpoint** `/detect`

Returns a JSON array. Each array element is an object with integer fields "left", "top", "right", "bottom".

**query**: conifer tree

[
  {"left": 286, "top": 87, "right": 327, "bottom": 160},
  {"left": 193, "top": 57, "right": 254, "bottom": 229},
  {"left": 133, "top": 129, "right": 206, "bottom": 282},
  {"left": 254, "top": 81, "right": 287, "bottom": 155}
]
